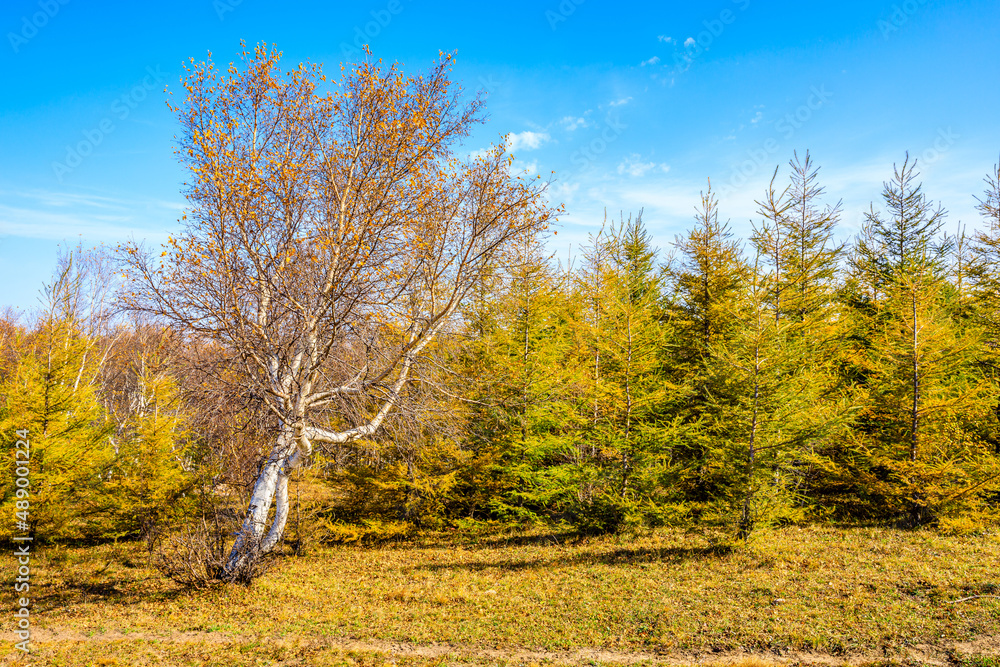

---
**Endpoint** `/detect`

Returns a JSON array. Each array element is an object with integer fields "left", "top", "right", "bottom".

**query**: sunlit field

[{"left": 3, "top": 526, "right": 999, "bottom": 666}]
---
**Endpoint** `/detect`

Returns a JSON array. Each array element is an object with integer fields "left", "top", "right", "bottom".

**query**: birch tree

[{"left": 121, "top": 44, "right": 552, "bottom": 581}]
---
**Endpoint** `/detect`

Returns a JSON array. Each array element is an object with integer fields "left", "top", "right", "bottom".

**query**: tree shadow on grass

[
  {"left": 464, "top": 531, "right": 575, "bottom": 549},
  {"left": 31, "top": 578, "right": 194, "bottom": 614},
  {"left": 340, "top": 530, "right": 577, "bottom": 553},
  {"left": 413, "top": 543, "right": 734, "bottom": 572}
]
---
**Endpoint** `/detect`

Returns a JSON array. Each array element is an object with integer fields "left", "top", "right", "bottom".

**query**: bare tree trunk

[
  {"left": 619, "top": 314, "right": 634, "bottom": 499},
  {"left": 261, "top": 464, "right": 291, "bottom": 553},
  {"left": 224, "top": 426, "right": 296, "bottom": 580}
]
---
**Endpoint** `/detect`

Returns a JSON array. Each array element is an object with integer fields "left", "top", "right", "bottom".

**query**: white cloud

[
  {"left": 609, "top": 96, "right": 633, "bottom": 107},
  {"left": 0, "top": 189, "right": 182, "bottom": 242},
  {"left": 560, "top": 116, "right": 591, "bottom": 131},
  {"left": 641, "top": 56, "right": 660, "bottom": 67},
  {"left": 657, "top": 35, "right": 673, "bottom": 43},
  {"left": 516, "top": 160, "right": 539, "bottom": 176},
  {"left": 506, "top": 130, "right": 551, "bottom": 152},
  {"left": 617, "top": 154, "right": 670, "bottom": 178},
  {"left": 549, "top": 181, "right": 581, "bottom": 205},
  {"left": 750, "top": 111, "right": 763, "bottom": 124},
  {"left": 684, "top": 37, "right": 696, "bottom": 47}
]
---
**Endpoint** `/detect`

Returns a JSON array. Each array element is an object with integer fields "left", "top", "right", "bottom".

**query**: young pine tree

[
  {"left": 752, "top": 153, "right": 851, "bottom": 515},
  {"left": 781, "top": 151, "right": 845, "bottom": 336},
  {"left": 573, "top": 212, "right": 681, "bottom": 531},
  {"left": 705, "top": 158, "right": 849, "bottom": 540},
  {"left": 970, "top": 159, "right": 1000, "bottom": 457},
  {"left": 846, "top": 155, "right": 996, "bottom": 526},
  {"left": 102, "top": 356, "right": 193, "bottom": 538},
  {"left": 703, "top": 252, "right": 834, "bottom": 539},
  {"left": 462, "top": 233, "right": 588, "bottom": 524},
  {"left": 0, "top": 313, "right": 113, "bottom": 540},
  {"left": 667, "top": 181, "right": 748, "bottom": 509}
]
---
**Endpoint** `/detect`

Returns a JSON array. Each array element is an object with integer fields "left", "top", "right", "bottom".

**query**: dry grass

[{"left": 2, "top": 525, "right": 999, "bottom": 665}]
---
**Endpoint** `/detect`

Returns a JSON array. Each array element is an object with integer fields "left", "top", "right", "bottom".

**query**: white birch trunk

[
  {"left": 223, "top": 427, "right": 295, "bottom": 579},
  {"left": 223, "top": 327, "right": 444, "bottom": 580},
  {"left": 260, "top": 470, "right": 290, "bottom": 553}
]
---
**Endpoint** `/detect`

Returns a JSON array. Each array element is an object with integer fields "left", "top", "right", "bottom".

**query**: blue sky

[{"left": 2, "top": 0, "right": 998, "bottom": 312}]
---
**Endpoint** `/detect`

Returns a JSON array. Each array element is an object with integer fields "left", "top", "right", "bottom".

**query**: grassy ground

[{"left": 2, "top": 525, "right": 999, "bottom": 666}]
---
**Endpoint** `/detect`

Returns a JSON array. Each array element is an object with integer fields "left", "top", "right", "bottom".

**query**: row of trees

[
  {"left": 2, "top": 155, "right": 997, "bottom": 556},
  {"left": 339, "top": 151, "right": 1000, "bottom": 539},
  {"left": 0, "top": 252, "right": 194, "bottom": 543}
]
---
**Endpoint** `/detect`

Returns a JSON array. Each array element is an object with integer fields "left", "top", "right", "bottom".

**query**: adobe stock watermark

[
  {"left": 478, "top": 74, "right": 503, "bottom": 95},
  {"left": 878, "top": 0, "right": 929, "bottom": 39},
  {"left": 569, "top": 114, "right": 627, "bottom": 174},
  {"left": 213, "top": 0, "right": 243, "bottom": 20},
  {"left": 545, "top": 0, "right": 585, "bottom": 30},
  {"left": 718, "top": 85, "right": 834, "bottom": 197},
  {"left": 916, "top": 127, "right": 959, "bottom": 167},
  {"left": 672, "top": 0, "right": 751, "bottom": 74},
  {"left": 51, "top": 66, "right": 166, "bottom": 183},
  {"left": 339, "top": 0, "right": 406, "bottom": 60},
  {"left": 12, "top": 428, "right": 32, "bottom": 654},
  {"left": 7, "top": 0, "right": 70, "bottom": 53}
]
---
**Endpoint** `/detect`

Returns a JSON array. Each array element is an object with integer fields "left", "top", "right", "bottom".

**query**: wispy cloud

[
  {"left": 511, "top": 159, "right": 539, "bottom": 176},
  {"left": 609, "top": 97, "right": 633, "bottom": 107},
  {"left": 641, "top": 56, "right": 660, "bottom": 67},
  {"left": 549, "top": 181, "right": 580, "bottom": 202},
  {"left": 0, "top": 204, "right": 143, "bottom": 241},
  {"left": 506, "top": 130, "right": 551, "bottom": 152},
  {"left": 657, "top": 35, "right": 673, "bottom": 43},
  {"left": 617, "top": 154, "right": 670, "bottom": 178},
  {"left": 560, "top": 116, "right": 591, "bottom": 131},
  {"left": 0, "top": 189, "right": 181, "bottom": 242}
]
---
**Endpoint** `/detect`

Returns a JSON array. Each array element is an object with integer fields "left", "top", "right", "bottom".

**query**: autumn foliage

[{"left": 2, "top": 46, "right": 999, "bottom": 577}]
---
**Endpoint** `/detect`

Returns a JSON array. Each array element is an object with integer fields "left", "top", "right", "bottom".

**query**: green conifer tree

[
  {"left": 461, "top": 233, "right": 587, "bottom": 524},
  {"left": 845, "top": 155, "right": 996, "bottom": 526},
  {"left": 970, "top": 159, "right": 1000, "bottom": 457},
  {"left": 0, "top": 317, "right": 113, "bottom": 540},
  {"left": 667, "top": 181, "right": 748, "bottom": 508},
  {"left": 102, "top": 356, "right": 193, "bottom": 537},
  {"left": 573, "top": 212, "right": 681, "bottom": 531}
]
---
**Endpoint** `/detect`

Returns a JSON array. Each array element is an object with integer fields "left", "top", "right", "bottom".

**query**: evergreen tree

[
  {"left": 752, "top": 153, "right": 851, "bottom": 514},
  {"left": 573, "top": 212, "right": 681, "bottom": 531},
  {"left": 671, "top": 182, "right": 748, "bottom": 362},
  {"left": 782, "top": 151, "right": 844, "bottom": 334},
  {"left": 0, "top": 316, "right": 113, "bottom": 541},
  {"left": 102, "top": 356, "right": 193, "bottom": 537},
  {"left": 703, "top": 252, "right": 840, "bottom": 538},
  {"left": 852, "top": 153, "right": 948, "bottom": 285},
  {"left": 1, "top": 262, "right": 194, "bottom": 541},
  {"left": 970, "top": 160, "right": 1000, "bottom": 456},
  {"left": 667, "top": 181, "right": 748, "bottom": 507},
  {"left": 845, "top": 155, "right": 996, "bottom": 526},
  {"left": 461, "top": 233, "right": 587, "bottom": 524},
  {"left": 750, "top": 166, "right": 793, "bottom": 323}
]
